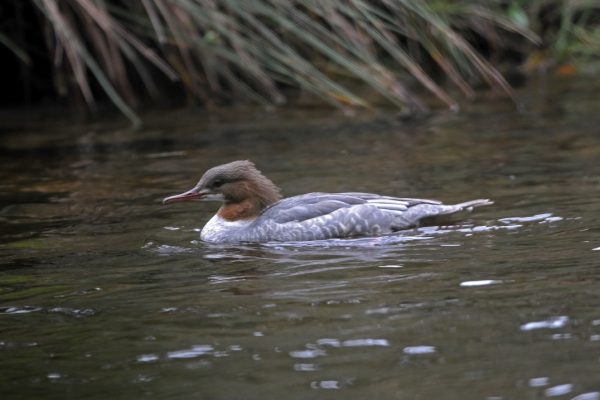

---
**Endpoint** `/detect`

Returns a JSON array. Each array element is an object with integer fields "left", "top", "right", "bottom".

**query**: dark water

[{"left": 1, "top": 78, "right": 600, "bottom": 399}]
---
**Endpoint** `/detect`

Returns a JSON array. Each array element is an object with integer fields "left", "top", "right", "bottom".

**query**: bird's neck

[
  {"left": 218, "top": 177, "right": 281, "bottom": 221},
  {"left": 217, "top": 198, "right": 263, "bottom": 221}
]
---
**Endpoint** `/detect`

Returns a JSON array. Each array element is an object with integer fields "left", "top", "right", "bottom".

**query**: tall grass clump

[{"left": 3, "top": 1, "right": 597, "bottom": 124}]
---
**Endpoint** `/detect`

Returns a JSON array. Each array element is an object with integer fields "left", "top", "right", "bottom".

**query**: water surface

[{"left": 1, "top": 78, "right": 600, "bottom": 399}]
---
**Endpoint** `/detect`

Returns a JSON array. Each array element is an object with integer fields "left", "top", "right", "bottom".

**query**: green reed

[{"left": 3, "top": 1, "right": 596, "bottom": 125}]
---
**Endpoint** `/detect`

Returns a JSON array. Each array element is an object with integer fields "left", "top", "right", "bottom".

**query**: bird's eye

[{"left": 212, "top": 179, "right": 224, "bottom": 188}]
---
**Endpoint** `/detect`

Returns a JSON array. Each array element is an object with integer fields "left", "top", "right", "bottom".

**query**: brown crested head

[
  {"left": 198, "top": 160, "right": 281, "bottom": 207},
  {"left": 163, "top": 160, "right": 282, "bottom": 213}
]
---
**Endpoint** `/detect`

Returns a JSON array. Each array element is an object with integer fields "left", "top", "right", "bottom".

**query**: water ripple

[
  {"left": 520, "top": 316, "right": 569, "bottom": 331},
  {"left": 137, "top": 354, "right": 159, "bottom": 363},
  {"left": 403, "top": 345, "right": 436, "bottom": 355},
  {"left": 167, "top": 345, "right": 214, "bottom": 359},
  {"left": 499, "top": 213, "right": 555, "bottom": 223},
  {"left": 294, "top": 363, "right": 319, "bottom": 372},
  {"left": 316, "top": 338, "right": 340, "bottom": 347},
  {"left": 289, "top": 349, "right": 326, "bottom": 359},
  {"left": 572, "top": 392, "right": 600, "bottom": 400},
  {"left": 48, "top": 307, "right": 97, "bottom": 318},
  {"left": 311, "top": 380, "right": 342, "bottom": 390},
  {"left": 54, "top": 287, "right": 102, "bottom": 298},
  {"left": 460, "top": 280, "right": 502, "bottom": 287},
  {"left": 528, "top": 377, "right": 549, "bottom": 387},
  {"left": 341, "top": 339, "right": 389, "bottom": 347},
  {"left": 545, "top": 383, "right": 573, "bottom": 397},
  {"left": 0, "top": 306, "right": 42, "bottom": 314}
]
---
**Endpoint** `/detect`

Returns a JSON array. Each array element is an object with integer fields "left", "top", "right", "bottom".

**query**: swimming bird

[{"left": 163, "top": 160, "right": 492, "bottom": 243}]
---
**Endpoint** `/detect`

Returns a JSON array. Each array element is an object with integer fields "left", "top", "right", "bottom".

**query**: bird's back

[{"left": 226, "top": 193, "right": 490, "bottom": 242}]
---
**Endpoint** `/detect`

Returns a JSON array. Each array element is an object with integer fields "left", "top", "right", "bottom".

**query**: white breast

[{"left": 200, "top": 214, "right": 254, "bottom": 243}]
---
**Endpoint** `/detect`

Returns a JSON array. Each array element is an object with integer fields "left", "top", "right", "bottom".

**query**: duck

[{"left": 163, "top": 160, "right": 492, "bottom": 243}]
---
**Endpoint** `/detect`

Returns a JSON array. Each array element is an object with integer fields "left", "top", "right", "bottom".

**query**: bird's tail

[
  {"left": 452, "top": 199, "right": 494, "bottom": 212},
  {"left": 389, "top": 198, "right": 493, "bottom": 230}
]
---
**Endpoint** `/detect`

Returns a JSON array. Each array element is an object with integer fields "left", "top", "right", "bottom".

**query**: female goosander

[{"left": 163, "top": 160, "right": 492, "bottom": 243}]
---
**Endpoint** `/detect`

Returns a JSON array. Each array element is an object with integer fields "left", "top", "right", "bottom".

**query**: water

[{"left": 1, "top": 77, "right": 600, "bottom": 399}]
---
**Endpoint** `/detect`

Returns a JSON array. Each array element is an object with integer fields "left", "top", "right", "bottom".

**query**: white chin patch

[{"left": 201, "top": 193, "right": 225, "bottom": 202}]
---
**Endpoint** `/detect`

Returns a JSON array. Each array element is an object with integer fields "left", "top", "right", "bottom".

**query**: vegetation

[{"left": 2, "top": 1, "right": 599, "bottom": 125}]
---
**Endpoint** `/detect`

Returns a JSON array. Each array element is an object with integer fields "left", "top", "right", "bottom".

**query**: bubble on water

[{"left": 47, "top": 373, "right": 61, "bottom": 380}]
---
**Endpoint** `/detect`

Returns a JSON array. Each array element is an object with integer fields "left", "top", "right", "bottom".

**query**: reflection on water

[{"left": 2, "top": 78, "right": 600, "bottom": 399}]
